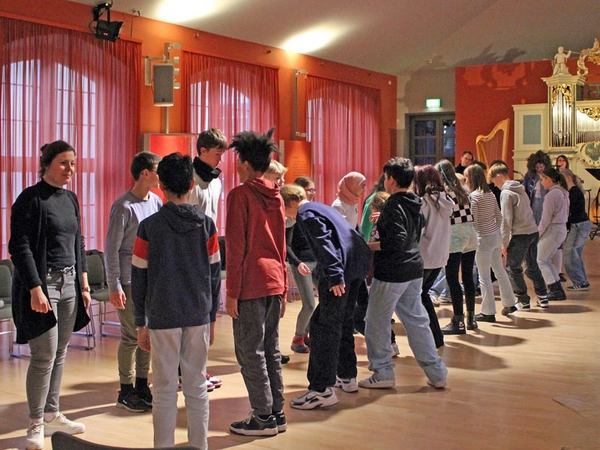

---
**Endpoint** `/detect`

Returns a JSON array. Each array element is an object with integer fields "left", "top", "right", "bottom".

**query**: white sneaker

[
  {"left": 334, "top": 376, "right": 359, "bottom": 393},
  {"left": 290, "top": 387, "right": 339, "bottom": 410},
  {"left": 26, "top": 422, "right": 44, "bottom": 450},
  {"left": 391, "top": 343, "right": 400, "bottom": 358},
  {"left": 358, "top": 374, "right": 395, "bottom": 389},
  {"left": 427, "top": 378, "right": 447, "bottom": 389},
  {"left": 43, "top": 413, "right": 85, "bottom": 436}
]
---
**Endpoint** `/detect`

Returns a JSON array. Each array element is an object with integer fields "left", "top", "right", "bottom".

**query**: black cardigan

[{"left": 9, "top": 180, "right": 90, "bottom": 344}]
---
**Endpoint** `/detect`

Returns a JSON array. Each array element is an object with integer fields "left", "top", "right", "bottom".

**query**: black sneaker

[
  {"left": 501, "top": 305, "right": 519, "bottom": 316},
  {"left": 273, "top": 411, "right": 287, "bottom": 432},
  {"left": 281, "top": 355, "right": 290, "bottom": 364},
  {"left": 135, "top": 386, "right": 153, "bottom": 407},
  {"left": 116, "top": 391, "right": 149, "bottom": 413},
  {"left": 519, "top": 301, "right": 531, "bottom": 310},
  {"left": 474, "top": 313, "right": 496, "bottom": 323},
  {"left": 230, "top": 412, "right": 277, "bottom": 436}
]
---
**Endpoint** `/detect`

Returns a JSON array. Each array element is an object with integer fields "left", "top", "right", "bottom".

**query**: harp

[{"left": 475, "top": 118, "right": 510, "bottom": 167}]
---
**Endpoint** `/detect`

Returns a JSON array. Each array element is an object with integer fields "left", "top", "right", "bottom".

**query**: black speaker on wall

[{"left": 153, "top": 64, "right": 174, "bottom": 106}]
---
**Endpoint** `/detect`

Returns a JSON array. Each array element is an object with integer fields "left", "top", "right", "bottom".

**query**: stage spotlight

[
  {"left": 90, "top": 2, "right": 123, "bottom": 42},
  {"left": 95, "top": 19, "right": 123, "bottom": 42}
]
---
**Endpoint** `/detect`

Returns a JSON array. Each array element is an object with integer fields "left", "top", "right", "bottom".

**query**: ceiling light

[
  {"left": 282, "top": 28, "right": 337, "bottom": 54},
  {"left": 158, "top": 0, "right": 217, "bottom": 23}
]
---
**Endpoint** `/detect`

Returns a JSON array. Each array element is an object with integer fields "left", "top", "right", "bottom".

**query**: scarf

[{"left": 193, "top": 156, "right": 222, "bottom": 182}]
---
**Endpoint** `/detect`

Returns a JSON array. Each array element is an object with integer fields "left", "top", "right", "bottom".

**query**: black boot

[
  {"left": 442, "top": 315, "right": 466, "bottom": 335},
  {"left": 548, "top": 281, "right": 567, "bottom": 301},
  {"left": 466, "top": 311, "right": 478, "bottom": 330}
]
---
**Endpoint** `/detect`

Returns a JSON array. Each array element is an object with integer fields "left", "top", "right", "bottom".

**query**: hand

[
  {"left": 82, "top": 290, "right": 92, "bottom": 309},
  {"left": 137, "top": 326, "right": 151, "bottom": 352},
  {"left": 109, "top": 290, "right": 126, "bottom": 310},
  {"left": 280, "top": 296, "right": 286, "bottom": 318},
  {"left": 226, "top": 296, "right": 239, "bottom": 319},
  {"left": 298, "top": 263, "right": 311, "bottom": 276},
  {"left": 30, "top": 286, "right": 51, "bottom": 313},
  {"left": 501, "top": 247, "right": 507, "bottom": 258},
  {"left": 330, "top": 284, "right": 345, "bottom": 297},
  {"left": 209, "top": 322, "right": 215, "bottom": 346},
  {"left": 369, "top": 212, "right": 381, "bottom": 223}
]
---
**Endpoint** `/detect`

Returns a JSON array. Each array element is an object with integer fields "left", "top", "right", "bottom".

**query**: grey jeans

[
  {"left": 27, "top": 270, "right": 78, "bottom": 419},
  {"left": 117, "top": 285, "right": 150, "bottom": 384},
  {"left": 233, "top": 296, "right": 284, "bottom": 416}
]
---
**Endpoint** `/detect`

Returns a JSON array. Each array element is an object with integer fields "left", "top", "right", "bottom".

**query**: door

[{"left": 408, "top": 114, "right": 455, "bottom": 166}]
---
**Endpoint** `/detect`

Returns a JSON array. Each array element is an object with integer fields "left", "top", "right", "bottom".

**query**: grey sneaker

[
  {"left": 334, "top": 376, "right": 359, "bottom": 393},
  {"left": 290, "top": 387, "right": 339, "bottom": 410},
  {"left": 43, "top": 412, "right": 85, "bottom": 436},
  {"left": 427, "top": 378, "right": 447, "bottom": 389},
  {"left": 25, "top": 422, "right": 44, "bottom": 450}
]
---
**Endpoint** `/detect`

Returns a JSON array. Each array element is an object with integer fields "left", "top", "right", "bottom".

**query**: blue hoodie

[{"left": 132, "top": 202, "right": 221, "bottom": 330}]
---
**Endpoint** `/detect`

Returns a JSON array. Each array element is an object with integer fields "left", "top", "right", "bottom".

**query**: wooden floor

[{"left": 1, "top": 241, "right": 600, "bottom": 450}]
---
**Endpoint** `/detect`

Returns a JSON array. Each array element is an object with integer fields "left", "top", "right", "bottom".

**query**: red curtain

[
  {"left": 0, "top": 17, "right": 141, "bottom": 257},
  {"left": 181, "top": 51, "right": 279, "bottom": 234},
  {"left": 306, "top": 76, "right": 382, "bottom": 209}
]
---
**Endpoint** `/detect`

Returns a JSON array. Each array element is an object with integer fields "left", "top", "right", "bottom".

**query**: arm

[
  {"left": 104, "top": 202, "right": 129, "bottom": 309},
  {"left": 225, "top": 189, "right": 248, "bottom": 318},
  {"left": 299, "top": 214, "right": 346, "bottom": 289},
  {"left": 499, "top": 191, "right": 514, "bottom": 248},
  {"left": 8, "top": 190, "right": 43, "bottom": 290},
  {"left": 538, "top": 190, "right": 556, "bottom": 236},
  {"left": 285, "top": 224, "right": 302, "bottom": 267}
]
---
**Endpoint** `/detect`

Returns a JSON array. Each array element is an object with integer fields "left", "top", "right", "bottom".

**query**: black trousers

[{"left": 307, "top": 278, "right": 362, "bottom": 391}]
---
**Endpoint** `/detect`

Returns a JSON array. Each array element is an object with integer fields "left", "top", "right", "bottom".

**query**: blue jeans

[
  {"left": 365, "top": 278, "right": 447, "bottom": 385},
  {"left": 563, "top": 221, "right": 591, "bottom": 286},
  {"left": 150, "top": 325, "right": 209, "bottom": 449},
  {"left": 290, "top": 261, "right": 318, "bottom": 336},
  {"left": 27, "top": 271, "right": 78, "bottom": 420},
  {"left": 538, "top": 224, "right": 568, "bottom": 284},
  {"left": 505, "top": 232, "right": 548, "bottom": 303},
  {"left": 233, "top": 296, "right": 284, "bottom": 416},
  {"left": 476, "top": 231, "right": 516, "bottom": 315}
]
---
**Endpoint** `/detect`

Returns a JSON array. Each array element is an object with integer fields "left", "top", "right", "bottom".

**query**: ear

[{"left": 188, "top": 178, "right": 196, "bottom": 192}]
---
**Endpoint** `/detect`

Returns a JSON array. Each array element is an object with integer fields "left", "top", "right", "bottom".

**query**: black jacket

[
  {"left": 373, "top": 191, "right": 424, "bottom": 283},
  {"left": 9, "top": 181, "right": 90, "bottom": 344}
]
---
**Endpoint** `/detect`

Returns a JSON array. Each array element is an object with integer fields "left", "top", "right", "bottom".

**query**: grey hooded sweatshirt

[{"left": 499, "top": 180, "right": 539, "bottom": 247}]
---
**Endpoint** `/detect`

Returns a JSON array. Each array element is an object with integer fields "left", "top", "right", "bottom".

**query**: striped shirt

[{"left": 470, "top": 190, "right": 502, "bottom": 236}]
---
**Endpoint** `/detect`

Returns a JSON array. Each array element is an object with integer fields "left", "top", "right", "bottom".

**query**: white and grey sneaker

[
  {"left": 43, "top": 413, "right": 85, "bottom": 436},
  {"left": 334, "top": 376, "right": 359, "bottom": 393},
  {"left": 358, "top": 374, "right": 395, "bottom": 389},
  {"left": 290, "top": 387, "right": 339, "bottom": 410},
  {"left": 25, "top": 422, "right": 44, "bottom": 450}
]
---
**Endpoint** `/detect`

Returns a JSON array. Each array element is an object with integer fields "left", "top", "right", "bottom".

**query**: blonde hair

[
  {"left": 280, "top": 184, "right": 306, "bottom": 206},
  {"left": 370, "top": 191, "right": 390, "bottom": 212},
  {"left": 266, "top": 159, "right": 288, "bottom": 176}
]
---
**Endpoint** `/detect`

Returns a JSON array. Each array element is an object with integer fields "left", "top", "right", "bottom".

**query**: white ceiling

[{"left": 70, "top": 0, "right": 600, "bottom": 78}]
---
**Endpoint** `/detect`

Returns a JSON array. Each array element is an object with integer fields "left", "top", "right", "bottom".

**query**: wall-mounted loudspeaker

[{"left": 153, "top": 64, "right": 174, "bottom": 106}]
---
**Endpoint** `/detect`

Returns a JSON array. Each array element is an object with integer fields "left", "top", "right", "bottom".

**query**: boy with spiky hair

[
  {"left": 225, "top": 129, "right": 288, "bottom": 437},
  {"left": 105, "top": 151, "right": 162, "bottom": 413},
  {"left": 132, "top": 153, "right": 221, "bottom": 449}
]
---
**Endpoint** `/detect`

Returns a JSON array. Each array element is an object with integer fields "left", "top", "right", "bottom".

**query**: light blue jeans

[
  {"left": 150, "top": 324, "right": 210, "bottom": 449},
  {"left": 27, "top": 271, "right": 78, "bottom": 419},
  {"left": 365, "top": 278, "right": 447, "bottom": 385},
  {"left": 563, "top": 221, "right": 591, "bottom": 286},
  {"left": 475, "top": 231, "right": 517, "bottom": 315},
  {"left": 290, "top": 261, "right": 318, "bottom": 336},
  {"left": 538, "top": 224, "right": 568, "bottom": 284}
]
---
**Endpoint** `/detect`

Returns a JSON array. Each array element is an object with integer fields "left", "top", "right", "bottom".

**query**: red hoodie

[{"left": 225, "top": 177, "right": 287, "bottom": 300}]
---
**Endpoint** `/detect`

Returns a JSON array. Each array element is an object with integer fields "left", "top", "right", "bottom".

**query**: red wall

[
  {"left": 455, "top": 61, "right": 550, "bottom": 169},
  {"left": 455, "top": 57, "right": 600, "bottom": 169},
  {"left": 0, "top": 0, "right": 397, "bottom": 166}
]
